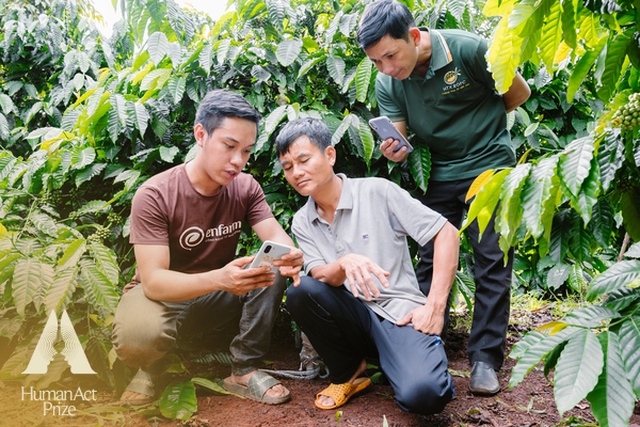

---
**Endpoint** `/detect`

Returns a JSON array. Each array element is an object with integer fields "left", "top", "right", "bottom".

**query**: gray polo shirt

[{"left": 291, "top": 174, "right": 447, "bottom": 322}]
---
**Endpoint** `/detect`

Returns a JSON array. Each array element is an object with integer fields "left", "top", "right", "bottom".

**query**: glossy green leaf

[
  {"left": 357, "top": 118, "right": 375, "bottom": 164},
  {"left": 618, "top": 317, "right": 640, "bottom": 397},
  {"left": 45, "top": 266, "right": 77, "bottom": 314},
  {"left": 79, "top": 259, "right": 119, "bottom": 315},
  {"left": 538, "top": 1, "right": 562, "bottom": 71},
  {"left": 496, "top": 163, "right": 530, "bottom": 254},
  {"left": 326, "top": 54, "right": 346, "bottom": 86},
  {"left": 355, "top": 57, "right": 372, "bottom": 103},
  {"left": 588, "top": 260, "right": 640, "bottom": 300},
  {"left": 561, "top": 0, "right": 578, "bottom": 48},
  {"left": 159, "top": 380, "right": 197, "bottom": 420},
  {"left": 276, "top": 39, "right": 302, "bottom": 67},
  {"left": 559, "top": 135, "right": 595, "bottom": 199},
  {"left": 554, "top": 328, "right": 603, "bottom": 415},
  {"left": 521, "top": 156, "right": 559, "bottom": 239},
  {"left": 509, "top": 327, "right": 575, "bottom": 388},
  {"left": 563, "top": 306, "right": 619, "bottom": 328},
  {"left": 567, "top": 37, "right": 606, "bottom": 102},
  {"left": 89, "top": 242, "right": 120, "bottom": 285},
  {"left": 463, "top": 169, "right": 510, "bottom": 237},
  {"left": 586, "top": 331, "right": 636, "bottom": 427},
  {"left": 148, "top": 31, "right": 170, "bottom": 65},
  {"left": 12, "top": 258, "right": 54, "bottom": 317},
  {"left": 407, "top": 143, "right": 431, "bottom": 193},
  {"left": 621, "top": 188, "right": 640, "bottom": 241},
  {"left": 597, "top": 33, "right": 631, "bottom": 102}
]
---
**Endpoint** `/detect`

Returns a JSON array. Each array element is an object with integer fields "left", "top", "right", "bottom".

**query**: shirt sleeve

[
  {"left": 375, "top": 75, "right": 406, "bottom": 122},
  {"left": 291, "top": 210, "right": 333, "bottom": 275},
  {"left": 129, "top": 185, "right": 170, "bottom": 246},
  {"left": 244, "top": 176, "right": 275, "bottom": 227},
  {"left": 383, "top": 180, "right": 448, "bottom": 246}
]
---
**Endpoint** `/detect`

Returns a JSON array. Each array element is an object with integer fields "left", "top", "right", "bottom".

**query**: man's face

[
  {"left": 194, "top": 116, "right": 257, "bottom": 189},
  {"left": 364, "top": 33, "right": 419, "bottom": 80},
  {"left": 279, "top": 136, "right": 335, "bottom": 197}
]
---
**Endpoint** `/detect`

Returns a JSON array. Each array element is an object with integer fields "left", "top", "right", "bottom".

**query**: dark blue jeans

[
  {"left": 286, "top": 277, "right": 454, "bottom": 415},
  {"left": 416, "top": 178, "right": 513, "bottom": 371},
  {"left": 112, "top": 275, "right": 286, "bottom": 376}
]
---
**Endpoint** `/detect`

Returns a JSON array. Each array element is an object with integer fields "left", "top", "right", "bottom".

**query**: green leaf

[
  {"left": 166, "top": 76, "right": 186, "bottom": 105},
  {"left": 563, "top": 306, "right": 619, "bottom": 328},
  {"left": 463, "top": 169, "right": 511, "bottom": 237},
  {"left": 130, "top": 102, "right": 150, "bottom": 136},
  {"left": 148, "top": 31, "right": 170, "bottom": 65},
  {"left": 572, "top": 157, "right": 600, "bottom": 224},
  {"left": 275, "top": 39, "right": 302, "bottom": 67},
  {"left": 408, "top": 143, "right": 431, "bottom": 193},
  {"left": 12, "top": 258, "right": 54, "bottom": 317},
  {"left": 30, "top": 212, "right": 58, "bottom": 238},
  {"left": 71, "top": 146, "right": 96, "bottom": 170},
  {"left": 621, "top": 188, "right": 640, "bottom": 241},
  {"left": 554, "top": 328, "right": 603, "bottom": 415},
  {"left": 140, "top": 68, "right": 172, "bottom": 91},
  {"left": 159, "top": 146, "right": 180, "bottom": 163},
  {"left": 509, "top": 327, "right": 575, "bottom": 388},
  {"left": 75, "top": 163, "right": 106, "bottom": 187},
  {"left": 561, "top": 0, "right": 577, "bottom": 48},
  {"left": 618, "top": 317, "right": 640, "bottom": 397},
  {"left": 159, "top": 380, "right": 197, "bottom": 420},
  {"left": 354, "top": 57, "right": 372, "bottom": 103},
  {"left": 76, "top": 200, "right": 109, "bottom": 215},
  {"left": 597, "top": 128, "right": 624, "bottom": 192},
  {"left": 298, "top": 55, "right": 325, "bottom": 79},
  {"left": 79, "top": 258, "right": 119, "bottom": 315},
  {"left": 326, "top": 54, "right": 346, "bottom": 86},
  {"left": 89, "top": 241, "right": 120, "bottom": 285},
  {"left": 567, "top": 37, "right": 606, "bottom": 103},
  {"left": 521, "top": 156, "right": 559, "bottom": 239},
  {"left": 357, "top": 118, "right": 375, "bottom": 164},
  {"left": 586, "top": 331, "right": 636, "bottom": 427},
  {"left": 0, "top": 93, "right": 15, "bottom": 114},
  {"left": 538, "top": 1, "right": 562, "bottom": 71},
  {"left": 587, "top": 260, "right": 640, "bottom": 300},
  {"left": 496, "top": 163, "right": 531, "bottom": 255},
  {"left": 58, "top": 238, "right": 86, "bottom": 269},
  {"left": 597, "top": 33, "right": 631, "bottom": 103},
  {"left": 559, "top": 135, "right": 595, "bottom": 199},
  {"left": 191, "top": 377, "right": 229, "bottom": 395},
  {"left": 45, "top": 266, "right": 77, "bottom": 314}
]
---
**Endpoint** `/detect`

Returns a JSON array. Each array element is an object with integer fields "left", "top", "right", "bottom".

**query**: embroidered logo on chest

[{"left": 444, "top": 67, "right": 461, "bottom": 84}]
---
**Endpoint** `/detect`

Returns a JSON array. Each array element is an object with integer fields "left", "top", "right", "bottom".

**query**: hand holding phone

[
  {"left": 246, "top": 240, "right": 291, "bottom": 274},
  {"left": 369, "top": 116, "right": 414, "bottom": 153}
]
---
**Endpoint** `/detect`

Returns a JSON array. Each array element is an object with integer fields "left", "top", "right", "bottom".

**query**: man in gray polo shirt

[{"left": 275, "top": 117, "right": 459, "bottom": 415}]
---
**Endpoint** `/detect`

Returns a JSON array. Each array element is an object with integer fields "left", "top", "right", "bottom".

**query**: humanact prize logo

[{"left": 21, "top": 310, "right": 98, "bottom": 417}]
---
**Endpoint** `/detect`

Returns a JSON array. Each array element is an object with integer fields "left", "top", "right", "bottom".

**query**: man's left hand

[
  {"left": 273, "top": 247, "right": 304, "bottom": 286},
  {"left": 396, "top": 305, "right": 444, "bottom": 335}
]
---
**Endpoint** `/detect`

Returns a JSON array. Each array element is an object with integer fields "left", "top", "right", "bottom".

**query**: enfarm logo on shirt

[
  {"left": 179, "top": 221, "right": 243, "bottom": 250},
  {"left": 21, "top": 310, "right": 98, "bottom": 417}
]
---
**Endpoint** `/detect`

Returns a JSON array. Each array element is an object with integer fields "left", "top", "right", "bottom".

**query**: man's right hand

[
  {"left": 338, "top": 254, "right": 390, "bottom": 301},
  {"left": 215, "top": 257, "right": 277, "bottom": 296},
  {"left": 380, "top": 137, "right": 411, "bottom": 163}
]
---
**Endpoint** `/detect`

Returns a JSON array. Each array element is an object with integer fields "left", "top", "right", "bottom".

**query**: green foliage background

[{"left": 0, "top": 0, "right": 638, "bottom": 424}]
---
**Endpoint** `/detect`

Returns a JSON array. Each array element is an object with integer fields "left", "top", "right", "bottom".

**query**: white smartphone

[
  {"left": 369, "top": 116, "right": 414, "bottom": 153},
  {"left": 246, "top": 240, "right": 291, "bottom": 274}
]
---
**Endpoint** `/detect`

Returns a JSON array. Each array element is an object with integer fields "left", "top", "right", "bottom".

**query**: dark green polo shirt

[{"left": 376, "top": 28, "right": 516, "bottom": 182}]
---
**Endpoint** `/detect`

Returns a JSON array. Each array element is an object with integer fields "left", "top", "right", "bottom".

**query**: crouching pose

[
  {"left": 112, "top": 90, "right": 303, "bottom": 406},
  {"left": 275, "top": 117, "right": 458, "bottom": 415}
]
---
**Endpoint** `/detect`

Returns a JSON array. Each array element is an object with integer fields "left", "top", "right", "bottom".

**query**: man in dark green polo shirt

[{"left": 357, "top": 0, "right": 531, "bottom": 396}]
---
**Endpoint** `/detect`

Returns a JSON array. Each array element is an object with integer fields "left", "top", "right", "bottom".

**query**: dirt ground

[{"left": 3, "top": 308, "right": 640, "bottom": 427}]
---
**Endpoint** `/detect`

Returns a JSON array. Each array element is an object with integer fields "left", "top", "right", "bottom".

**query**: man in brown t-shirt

[{"left": 112, "top": 90, "right": 303, "bottom": 406}]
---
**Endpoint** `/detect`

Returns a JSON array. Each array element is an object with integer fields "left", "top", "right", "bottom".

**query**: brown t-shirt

[{"left": 127, "top": 163, "right": 273, "bottom": 287}]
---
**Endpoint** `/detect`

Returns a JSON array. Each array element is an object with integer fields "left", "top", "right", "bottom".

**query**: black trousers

[
  {"left": 416, "top": 178, "right": 513, "bottom": 370},
  {"left": 286, "top": 277, "right": 454, "bottom": 415}
]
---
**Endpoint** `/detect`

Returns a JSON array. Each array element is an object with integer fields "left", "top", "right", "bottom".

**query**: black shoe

[{"left": 469, "top": 361, "right": 500, "bottom": 395}]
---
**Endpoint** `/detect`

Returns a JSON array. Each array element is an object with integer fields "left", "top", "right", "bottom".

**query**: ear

[
  {"left": 409, "top": 27, "right": 421, "bottom": 46},
  {"left": 194, "top": 123, "right": 207, "bottom": 147},
  {"left": 325, "top": 145, "right": 337, "bottom": 166}
]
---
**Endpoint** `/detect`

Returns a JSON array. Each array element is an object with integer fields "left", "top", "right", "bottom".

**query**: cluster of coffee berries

[
  {"left": 612, "top": 92, "right": 640, "bottom": 131},
  {"left": 88, "top": 225, "right": 111, "bottom": 242},
  {"left": 107, "top": 212, "right": 123, "bottom": 226}
]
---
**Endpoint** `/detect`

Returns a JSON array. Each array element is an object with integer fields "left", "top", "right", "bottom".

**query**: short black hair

[
  {"left": 356, "top": 0, "right": 416, "bottom": 50},
  {"left": 275, "top": 117, "right": 332, "bottom": 157},
  {"left": 195, "top": 89, "right": 261, "bottom": 136}
]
